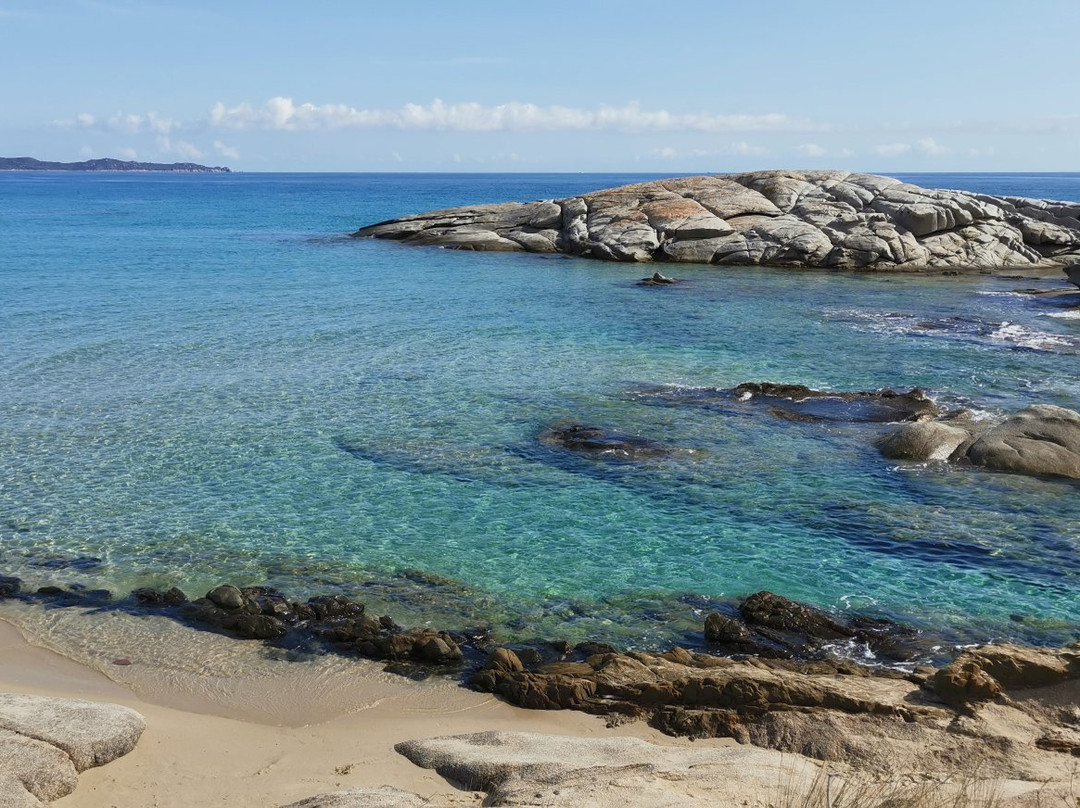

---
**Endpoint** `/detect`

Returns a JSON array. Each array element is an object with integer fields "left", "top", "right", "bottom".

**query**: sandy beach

[{"left": 0, "top": 610, "right": 746, "bottom": 807}]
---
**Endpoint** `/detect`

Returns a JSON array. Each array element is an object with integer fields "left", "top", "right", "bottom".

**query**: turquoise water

[{"left": 2, "top": 171, "right": 1079, "bottom": 650}]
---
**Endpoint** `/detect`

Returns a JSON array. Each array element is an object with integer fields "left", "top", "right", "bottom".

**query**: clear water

[{"left": 1, "top": 171, "right": 1079, "bottom": 650}]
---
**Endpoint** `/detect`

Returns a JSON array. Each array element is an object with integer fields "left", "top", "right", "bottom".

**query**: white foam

[
  {"left": 1045, "top": 309, "right": 1080, "bottom": 320},
  {"left": 988, "top": 321, "right": 1073, "bottom": 351}
]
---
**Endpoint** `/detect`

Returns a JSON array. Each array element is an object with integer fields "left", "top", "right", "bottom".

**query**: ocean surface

[{"left": 1, "top": 170, "right": 1079, "bottom": 654}]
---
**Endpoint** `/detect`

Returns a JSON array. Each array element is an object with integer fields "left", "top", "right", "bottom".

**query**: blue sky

[{"left": 2, "top": 0, "right": 1077, "bottom": 172}]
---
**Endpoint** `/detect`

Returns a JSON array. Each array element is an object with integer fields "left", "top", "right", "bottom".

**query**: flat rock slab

[
  {"left": 354, "top": 170, "right": 1080, "bottom": 273},
  {"left": 281, "top": 786, "right": 432, "bottom": 808},
  {"left": 394, "top": 730, "right": 820, "bottom": 806},
  {"left": 0, "top": 694, "right": 145, "bottom": 807}
]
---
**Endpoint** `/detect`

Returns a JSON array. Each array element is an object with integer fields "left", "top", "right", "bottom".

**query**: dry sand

[{"left": 0, "top": 611, "right": 744, "bottom": 807}]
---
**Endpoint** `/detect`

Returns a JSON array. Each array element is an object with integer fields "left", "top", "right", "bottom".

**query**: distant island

[{"left": 0, "top": 156, "right": 231, "bottom": 173}]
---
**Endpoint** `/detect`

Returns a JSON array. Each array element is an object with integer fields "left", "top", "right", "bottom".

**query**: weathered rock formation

[
  {"left": 467, "top": 640, "right": 1080, "bottom": 787},
  {"left": 353, "top": 171, "right": 1080, "bottom": 272},
  {"left": 634, "top": 382, "right": 940, "bottom": 423},
  {"left": 178, "top": 584, "right": 466, "bottom": 665},
  {"left": 394, "top": 731, "right": 820, "bottom": 807},
  {"left": 881, "top": 404, "right": 1080, "bottom": 480},
  {"left": 0, "top": 694, "right": 145, "bottom": 806}
]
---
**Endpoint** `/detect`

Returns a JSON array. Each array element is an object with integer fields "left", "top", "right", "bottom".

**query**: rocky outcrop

[
  {"left": 468, "top": 639, "right": 1080, "bottom": 783},
  {"left": 634, "top": 382, "right": 939, "bottom": 423},
  {"left": 0, "top": 694, "right": 145, "bottom": 806},
  {"left": 393, "top": 730, "right": 821, "bottom": 807},
  {"left": 353, "top": 171, "right": 1080, "bottom": 272},
  {"left": 281, "top": 787, "right": 430, "bottom": 808},
  {"left": 881, "top": 404, "right": 1080, "bottom": 480},
  {"left": 178, "top": 585, "right": 465, "bottom": 665}
]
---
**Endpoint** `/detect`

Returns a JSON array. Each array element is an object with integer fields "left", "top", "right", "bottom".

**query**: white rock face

[
  {"left": 281, "top": 786, "right": 430, "bottom": 808},
  {"left": 0, "top": 694, "right": 145, "bottom": 807},
  {"left": 393, "top": 730, "right": 820, "bottom": 807},
  {"left": 354, "top": 171, "right": 1080, "bottom": 272}
]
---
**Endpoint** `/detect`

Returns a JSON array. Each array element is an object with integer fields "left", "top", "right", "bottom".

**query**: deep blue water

[{"left": 1, "top": 171, "right": 1079, "bottom": 651}]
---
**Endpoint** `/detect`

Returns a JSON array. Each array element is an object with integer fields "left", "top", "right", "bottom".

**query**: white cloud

[
  {"left": 69, "top": 110, "right": 179, "bottom": 134},
  {"left": 652, "top": 146, "right": 680, "bottom": 160},
  {"left": 208, "top": 97, "right": 824, "bottom": 134},
  {"left": 726, "top": 141, "right": 768, "bottom": 156},
  {"left": 156, "top": 136, "right": 203, "bottom": 159},
  {"left": 797, "top": 143, "right": 827, "bottom": 158},
  {"left": 212, "top": 140, "right": 239, "bottom": 159},
  {"left": 391, "top": 151, "right": 404, "bottom": 162},
  {"left": 117, "top": 147, "right": 138, "bottom": 160},
  {"left": 875, "top": 142, "right": 912, "bottom": 157},
  {"left": 79, "top": 145, "right": 95, "bottom": 158},
  {"left": 918, "top": 137, "right": 947, "bottom": 156}
]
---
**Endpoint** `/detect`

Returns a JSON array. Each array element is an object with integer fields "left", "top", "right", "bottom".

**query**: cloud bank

[{"left": 208, "top": 97, "right": 825, "bottom": 133}]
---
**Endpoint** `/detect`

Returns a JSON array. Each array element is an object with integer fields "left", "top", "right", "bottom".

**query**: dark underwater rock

[
  {"left": 731, "top": 383, "right": 939, "bottom": 423},
  {"left": 538, "top": 424, "right": 695, "bottom": 462},
  {"left": 0, "top": 576, "right": 21, "bottom": 598}
]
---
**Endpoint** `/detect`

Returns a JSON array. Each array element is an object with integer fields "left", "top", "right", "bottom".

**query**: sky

[{"left": 1, "top": 0, "right": 1078, "bottom": 172}]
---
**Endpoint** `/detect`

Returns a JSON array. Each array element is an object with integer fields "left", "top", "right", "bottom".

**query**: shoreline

[{"left": 0, "top": 610, "right": 746, "bottom": 807}]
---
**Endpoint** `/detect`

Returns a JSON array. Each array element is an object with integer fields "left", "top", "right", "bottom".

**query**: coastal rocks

[
  {"left": 353, "top": 171, "right": 1080, "bottom": 272},
  {"left": 878, "top": 420, "right": 971, "bottom": 461},
  {"left": 537, "top": 424, "right": 695, "bottom": 462},
  {"left": 468, "top": 639, "right": 1080, "bottom": 782},
  {"left": 739, "top": 590, "right": 852, "bottom": 639},
  {"left": 880, "top": 404, "right": 1080, "bottom": 480},
  {"left": 635, "top": 381, "right": 939, "bottom": 423},
  {"left": 964, "top": 405, "right": 1080, "bottom": 479},
  {"left": 933, "top": 643, "right": 1080, "bottom": 709},
  {"left": 732, "top": 383, "right": 939, "bottom": 423},
  {"left": 0, "top": 693, "right": 145, "bottom": 806},
  {"left": 469, "top": 646, "right": 931, "bottom": 744},
  {"left": 178, "top": 584, "right": 465, "bottom": 666},
  {"left": 393, "top": 730, "right": 820, "bottom": 807},
  {"left": 281, "top": 787, "right": 430, "bottom": 808}
]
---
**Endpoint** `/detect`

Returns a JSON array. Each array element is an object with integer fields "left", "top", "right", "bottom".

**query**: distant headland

[{"left": 0, "top": 156, "right": 231, "bottom": 173}]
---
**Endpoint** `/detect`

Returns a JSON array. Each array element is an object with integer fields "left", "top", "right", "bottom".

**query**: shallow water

[{"left": 1, "top": 171, "right": 1079, "bottom": 651}]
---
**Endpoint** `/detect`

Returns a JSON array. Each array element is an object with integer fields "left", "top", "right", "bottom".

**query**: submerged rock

[
  {"left": 537, "top": 424, "right": 695, "bottom": 462},
  {"left": 353, "top": 171, "right": 1080, "bottom": 272},
  {"left": 637, "top": 381, "right": 939, "bottom": 423}
]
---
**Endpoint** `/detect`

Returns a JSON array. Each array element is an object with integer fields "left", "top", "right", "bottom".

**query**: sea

[{"left": 1, "top": 170, "right": 1079, "bottom": 656}]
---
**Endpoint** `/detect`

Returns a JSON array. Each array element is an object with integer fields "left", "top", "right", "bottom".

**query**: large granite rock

[
  {"left": 394, "top": 730, "right": 819, "bottom": 807},
  {"left": 354, "top": 171, "right": 1080, "bottom": 272},
  {"left": 281, "top": 787, "right": 429, "bottom": 808},
  {"left": 0, "top": 694, "right": 145, "bottom": 807},
  {"left": 880, "top": 404, "right": 1080, "bottom": 480}
]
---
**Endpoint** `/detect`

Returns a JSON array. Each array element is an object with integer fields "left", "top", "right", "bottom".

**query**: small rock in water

[{"left": 637, "top": 271, "right": 679, "bottom": 286}]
